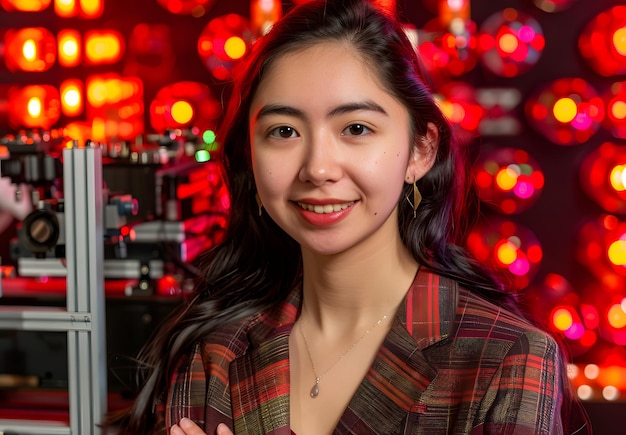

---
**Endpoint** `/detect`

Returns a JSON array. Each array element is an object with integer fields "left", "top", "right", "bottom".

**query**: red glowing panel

[
  {"left": 250, "top": 0, "right": 282, "bottom": 36},
  {"left": 198, "top": 14, "right": 254, "bottom": 81},
  {"left": 57, "top": 29, "right": 81, "bottom": 67},
  {"left": 84, "top": 30, "right": 124, "bottom": 65},
  {"left": 60, "top": 79, "right": 83, "bottom": 117},
  {"left": 0, "top": 0, "right": 50, "bottom": 11},
  {"left": 150, "top": 81, "right": 221, "bottom": 133},
  {"left": 579, "top": 5, "right": 626, "bottom": 77},
  {"left": 157, "top": 0, "right": 216, "bottom": 15},
  {"left": 478, "top": 8, "right": 545, "bottom": 77},
  {"left": 418, "top": 18, "right": 479, "bottom": 80},
  {"left": 525, "top": 77, "right": 604, "bottom": 146},
  {"left": 580, "top": 142, "right": 626, "bottom": 214},
  {"left": 533, "top": 0, "right": 579, "bottom": 13},
  {"left": 8, "top": 85, "right": 60, "bottom": 130},
  {"left": 473, "top": 147, "right": 544, "bottom": 214},
  {"left": 603, "top": 81, "right": 626, "bottom": 139},
  {"left": 466, "top": 217, "right": 542, "bottom": 290},
  {"left": 125, "top": 24, "right": 175, "bottom": 79},
  {"left": 86, "top": 74, "right": 144, "bottom": 141},
  {"left": 4, "top": 27, "right": 56, "bottom": 72}
]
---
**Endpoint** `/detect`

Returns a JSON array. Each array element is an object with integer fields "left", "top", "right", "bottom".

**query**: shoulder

[
  {"left": 413, "top": 268, "right": 559, "bottom": 359},
  {"left": 457, "top": 287, "right": 545, "bottom": 337},
  {"left": 453, "top": 286, "right": 561, "bottom": 363}
]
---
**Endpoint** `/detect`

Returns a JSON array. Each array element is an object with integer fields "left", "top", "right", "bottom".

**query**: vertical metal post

[{"left": 64, "top": 143, "right": 107, "bottom": 434}]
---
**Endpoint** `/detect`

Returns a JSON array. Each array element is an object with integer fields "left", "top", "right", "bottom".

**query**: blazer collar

[{"left": 229, "top": 268, "right": 459, "bottom": 434}]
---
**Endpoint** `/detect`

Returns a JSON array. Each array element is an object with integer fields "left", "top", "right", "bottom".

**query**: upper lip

[{"left": 294, "top": 198, "right": 356, "bottom": 205}]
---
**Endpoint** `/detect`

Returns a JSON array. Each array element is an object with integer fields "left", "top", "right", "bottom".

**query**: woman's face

[{"left": 249, "top": 42, "right": 433, "bottom": 256}]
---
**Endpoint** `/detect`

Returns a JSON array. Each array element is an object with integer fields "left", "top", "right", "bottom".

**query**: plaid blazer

[{"left": 158, "top": 268, "right": 576, "bottom": 434}]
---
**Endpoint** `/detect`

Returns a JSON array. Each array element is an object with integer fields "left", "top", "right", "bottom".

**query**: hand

[
  {"left": 170, "top": 418, "right": 234, "bottom": 435},
  {"left": 0, "top": 178, "right": 31, "bottom": 221}
]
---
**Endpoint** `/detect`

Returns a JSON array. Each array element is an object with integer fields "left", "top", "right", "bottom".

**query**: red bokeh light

[
  {"left": 478, "top": 8, "right": 545, "bottom": 77},
  {"left": 473, "top": 147, "right": 544, "bottom": 214},
  {"left": 580, "top": 142, "right": 626, "bottom": 214},
  {"left": 434, "top": 82, "right": 485, "bottom": 135},
  {"left": 150, "top": 81, "right": 221, "bottom": 133},
  {"left": 525, "top": 77, "right": 605, "bottom": 146},
  {"left": 197, "top": 14, "right": 254, "bottom": 81},
  {"left": 603, "top": 81, "right": 626, "bottom": 139},
  {"left": 577, "top": 215, "right": 626, "bottom": 293},
  {"left": 467, "top": 217, "right": 542, "bottom": 290},
  {"left": 418, "top": 18, "right": 479, "bottom": 81},
  {"left": 578, "top": 5, "right": 626, "bottom": 77}
]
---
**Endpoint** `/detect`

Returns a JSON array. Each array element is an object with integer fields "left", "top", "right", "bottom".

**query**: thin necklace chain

[{"left": 297, "top": 310, "right": 393, "bottom": 398}]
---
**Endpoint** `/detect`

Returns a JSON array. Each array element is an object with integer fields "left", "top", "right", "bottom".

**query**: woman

[{"left": 113, "top": 0, "right": 589, "bottom": 433}]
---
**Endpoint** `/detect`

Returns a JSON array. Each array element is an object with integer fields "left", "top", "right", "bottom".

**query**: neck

[{"left": 299, "top": 236, "right": 418, "bottom": 333}]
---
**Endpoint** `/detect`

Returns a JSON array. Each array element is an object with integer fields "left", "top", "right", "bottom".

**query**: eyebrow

[{"left": 254, "top": 100, "right": 389, "bottom": 122}]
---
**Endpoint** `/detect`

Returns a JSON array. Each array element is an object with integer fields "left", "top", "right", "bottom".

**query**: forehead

[{"left": 251, "top": 42, "right": 391, "bottom": 106}]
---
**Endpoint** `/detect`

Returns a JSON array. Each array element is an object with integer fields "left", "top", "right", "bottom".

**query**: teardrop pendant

[{"left": 310, "top": 382, "right": 319, "bottom": 398}]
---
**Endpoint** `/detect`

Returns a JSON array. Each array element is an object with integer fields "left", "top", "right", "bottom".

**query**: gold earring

[
  {"left": 413, "top": 182, "right": 421, "bottom": 218},
  {"left": 404, "top": 182, "right": 421, "bottom": 218},
  {"left": 255, "top": 193, "right": 263, "bottom": 216}
]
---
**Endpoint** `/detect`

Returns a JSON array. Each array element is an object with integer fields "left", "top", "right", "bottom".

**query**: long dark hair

[{"left": 111, "top": 0, "right": 581, "bottom": 432}]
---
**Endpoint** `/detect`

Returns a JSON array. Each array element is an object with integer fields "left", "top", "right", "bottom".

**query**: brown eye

[
  {"left": 270, "top": 126, "right": 297, "bottom": 138},
  {"left": 343, "top": 124, "right": 371, "bottom": 136}
]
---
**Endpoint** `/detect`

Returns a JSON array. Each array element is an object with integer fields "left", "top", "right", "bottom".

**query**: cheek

[
  {"left": 252, "top": 155, "right": 289, "bottom": 201},
  {"left": 358, "top": 148, "right": 410, "bottom": 184}
]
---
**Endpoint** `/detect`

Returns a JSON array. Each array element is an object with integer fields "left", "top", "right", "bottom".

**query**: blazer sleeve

[
  {"left": 157, "top": 343, "right": 209, "bottom": 433},
  {"left": 474, "top": 330, "right": 564, "bottom": 435}
]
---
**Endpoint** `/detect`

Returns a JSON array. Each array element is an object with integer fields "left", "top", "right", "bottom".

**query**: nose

[{"left": 298, "top": 131, "right": 343, "bottom": 186}]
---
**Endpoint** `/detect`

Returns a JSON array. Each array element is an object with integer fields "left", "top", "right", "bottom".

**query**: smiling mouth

[{"left": 296, "top": 201, "right": 355, "bottom": 214}]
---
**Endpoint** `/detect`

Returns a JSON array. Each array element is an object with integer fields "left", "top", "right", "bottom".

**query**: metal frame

[{"left": 0, "top": 144, "right": 108, "bottom": 434}]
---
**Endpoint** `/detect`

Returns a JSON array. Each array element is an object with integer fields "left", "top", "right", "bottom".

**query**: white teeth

[{"left": 297, "top": 201, "right": 354, "bottom": 214}]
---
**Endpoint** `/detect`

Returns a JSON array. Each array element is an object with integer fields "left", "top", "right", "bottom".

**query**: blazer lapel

[
  {"left": 229, "top": 289, "right": 301, "bottom": 435},
  {"left": 335, "top": 268, "right": 459, "bottom": 434}
]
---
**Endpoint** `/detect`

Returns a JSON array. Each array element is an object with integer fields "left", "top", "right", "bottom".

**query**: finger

[
  {"left": 179, "top": 417, "right": 207, "bottom": 435},
  {"left": 216, "top": 423, "right": 234, "bottom": 435},
  {"left": 170, "top": 424, "right": 185, "bottom": 435}
]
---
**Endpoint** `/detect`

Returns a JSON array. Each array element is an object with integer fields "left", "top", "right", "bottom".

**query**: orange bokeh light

[
  {"left": 84, "top": 30, "right": 124, "bottom": 65},
  {"left": 0, "top": 0, "right": 51, "bottom": 11},
  {"left": 57, "top": 29, "right": 82, "bottom": 67},
  {"left": 8, "top": 85, "right": 61, "bottom": 129},
  {"left": 552, "top": 307, "right": 574, "bottom": 331},
  {"left": 4, "top": 27, "right": 56, "bottom": 72},
  {"left": 60, "top": 79, "right": 83, "bottom": 117}
]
